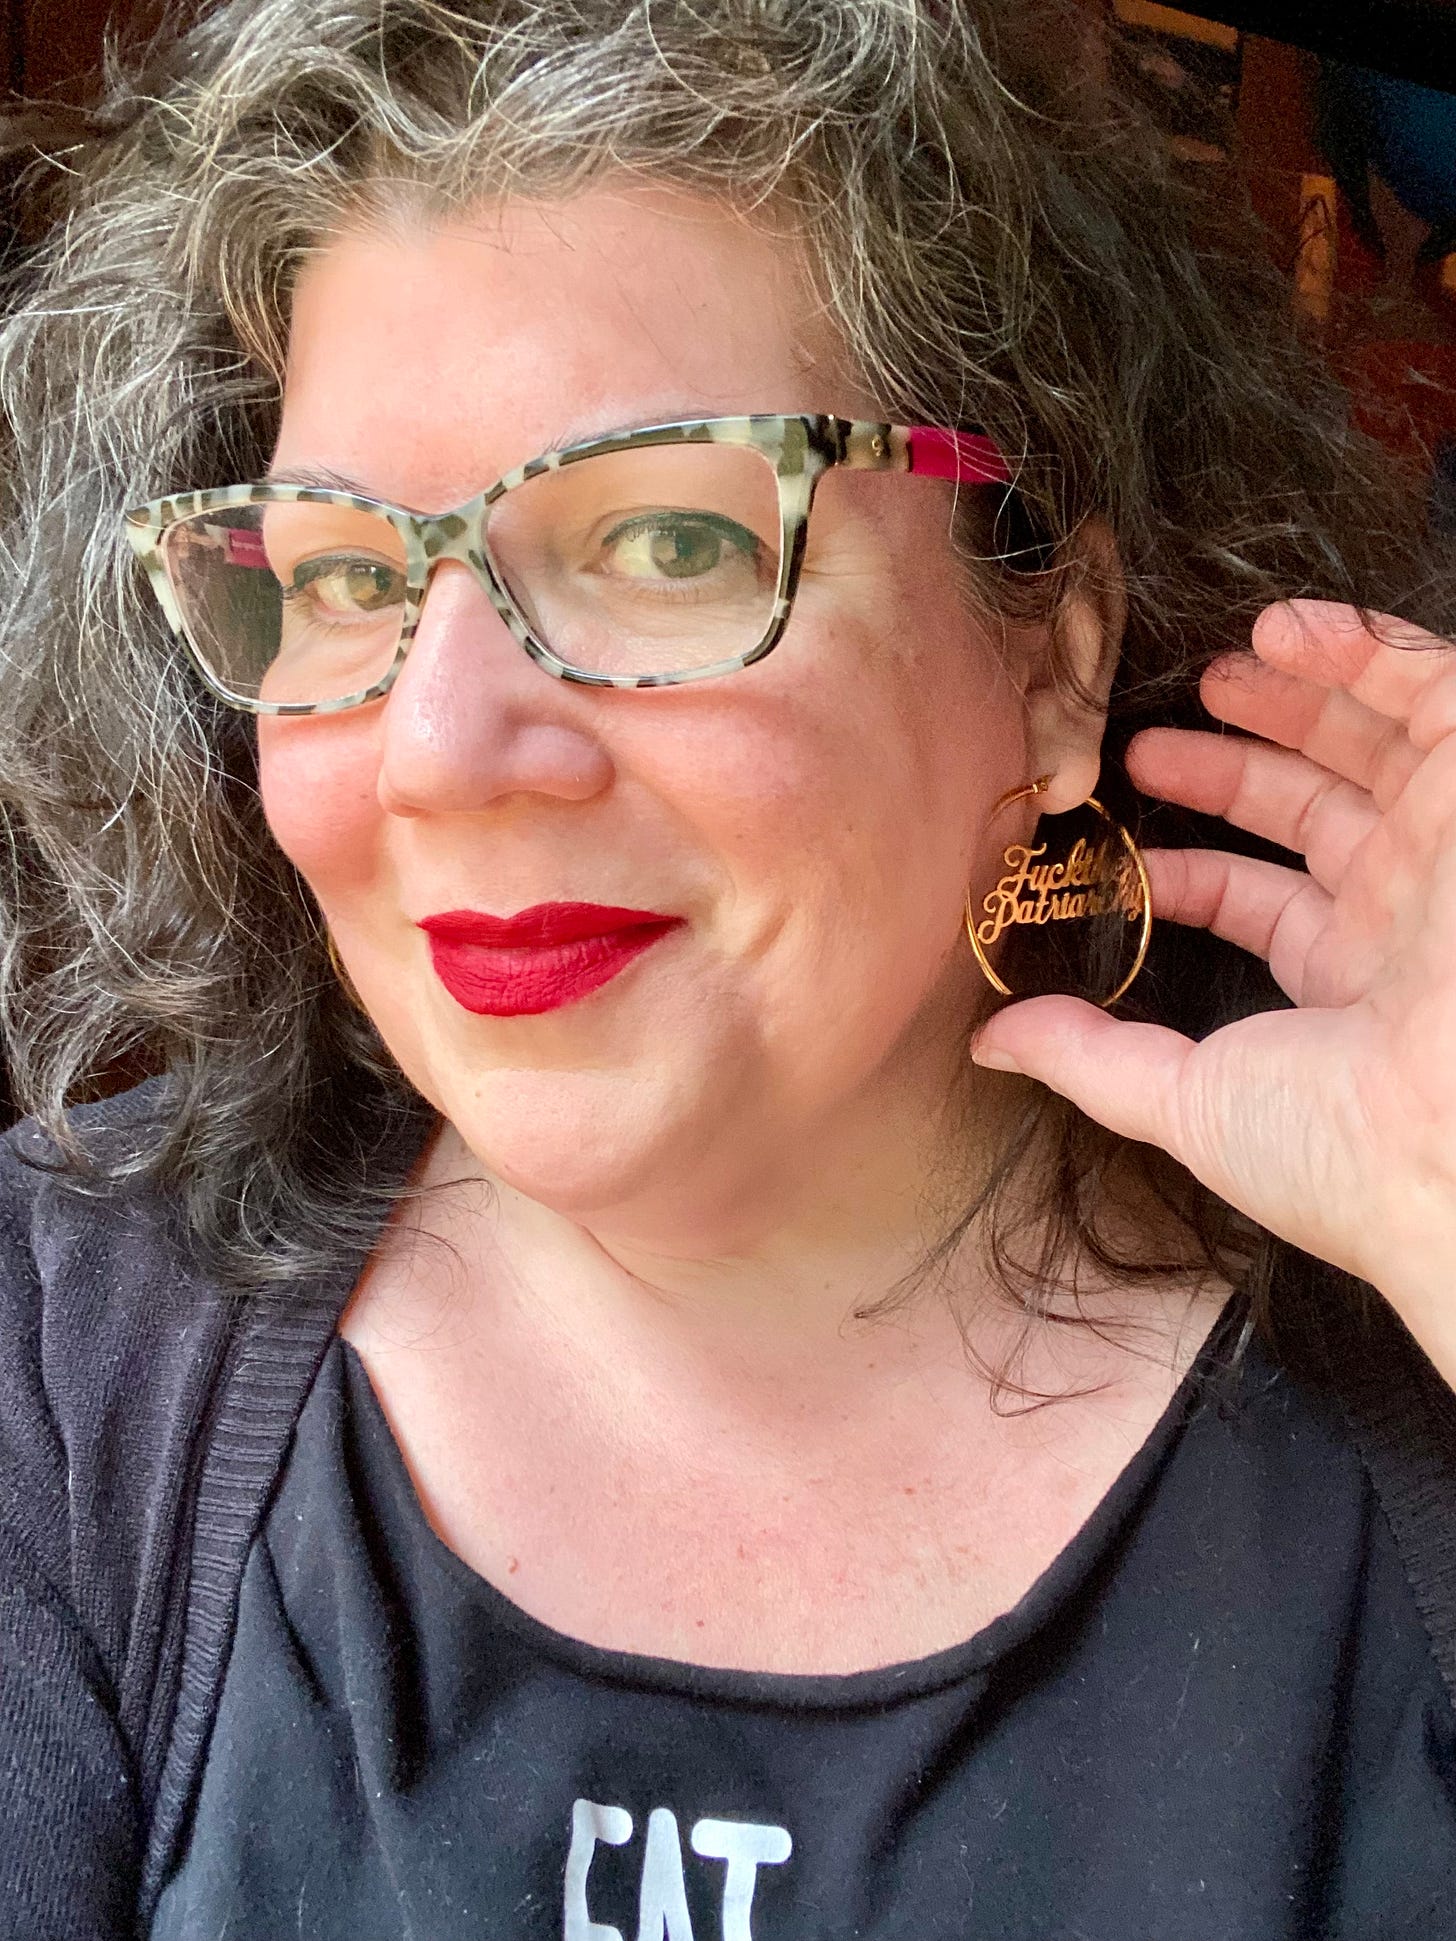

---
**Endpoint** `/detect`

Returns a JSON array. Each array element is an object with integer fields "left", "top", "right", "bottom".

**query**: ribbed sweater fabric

[
  {"left": 0, "top": 1077, "right": 1453, "bottom": 1939},
  {"left": 0, "top": 1079, "right": 430, "bottom": 1936}
]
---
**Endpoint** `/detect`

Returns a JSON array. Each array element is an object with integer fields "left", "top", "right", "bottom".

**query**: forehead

[{"left": 276, "top": 187, "right": 861, "bottom": 503}]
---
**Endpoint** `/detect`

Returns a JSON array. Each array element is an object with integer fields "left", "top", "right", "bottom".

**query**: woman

[{"left": 1, "top": 1, "right": 1454, "bottom": 1934}]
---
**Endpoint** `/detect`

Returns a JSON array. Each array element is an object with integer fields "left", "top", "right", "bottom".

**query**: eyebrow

[
  {"left": 541, "top": 407, "right": 730, "bottom": 453},
  {"left": 262, "top": 438, "right": 595, "bottom": 501},
  {"left": 263, "top": 463, "right": 379, "bottom": 495},
  {"left": 540, "top": 417, "right": 658, "bottom": 454},
  {"left": 265, "top": 408, "right": 726, "bottom": 496}
]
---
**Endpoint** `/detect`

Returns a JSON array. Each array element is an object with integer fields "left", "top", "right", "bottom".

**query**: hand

[{"left": 972, "top": 598, "right": 1456, "bottom": 1388}]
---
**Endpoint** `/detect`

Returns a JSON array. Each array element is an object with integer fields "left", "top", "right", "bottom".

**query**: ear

[{"left": 1022, "top": 518, "right": 1125, "bottom": 813}]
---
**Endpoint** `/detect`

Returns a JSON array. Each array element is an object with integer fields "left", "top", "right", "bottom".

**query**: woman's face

[{"left": 259, "top": 187, "right": 1110, "bottom": 1246}]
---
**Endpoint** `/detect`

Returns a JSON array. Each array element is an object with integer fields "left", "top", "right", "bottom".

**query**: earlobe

[{"left": 1022, "top": 517, "right": 1125, "bottom": 813}]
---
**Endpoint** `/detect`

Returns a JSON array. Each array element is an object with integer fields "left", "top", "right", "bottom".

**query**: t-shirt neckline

[{"left": 335, "top": 1289, "right": 1249, "bottom": 1714}]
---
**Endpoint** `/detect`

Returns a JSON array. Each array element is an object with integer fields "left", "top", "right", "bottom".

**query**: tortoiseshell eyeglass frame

[{"left": 122, "top": 412, "right": 1013, "bottom": 716}]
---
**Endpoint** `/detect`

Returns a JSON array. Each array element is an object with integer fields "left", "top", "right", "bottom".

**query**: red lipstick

[{"left": 417, "top": 903, "right": 682, "bottom": 1016}]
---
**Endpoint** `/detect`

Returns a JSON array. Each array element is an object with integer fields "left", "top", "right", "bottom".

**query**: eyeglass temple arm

[{"left": 838, "top": 421, "right": 1014, "bottom": 487}]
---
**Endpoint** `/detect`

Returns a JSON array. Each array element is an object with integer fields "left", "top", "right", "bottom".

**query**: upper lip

[{"left": 417, "top": 903, "right": 680, "bottom": 947}]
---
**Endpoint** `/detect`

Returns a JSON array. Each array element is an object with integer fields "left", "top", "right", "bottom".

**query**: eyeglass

[{"left": 122, "top": 413, "right": 1012, "bottom": 715}]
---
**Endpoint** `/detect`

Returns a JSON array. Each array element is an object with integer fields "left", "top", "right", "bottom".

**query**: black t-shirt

[{"left": 150, "top": 1295, "right": 1456, "bottom": 1940}]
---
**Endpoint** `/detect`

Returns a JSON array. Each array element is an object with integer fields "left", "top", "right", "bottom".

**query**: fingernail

[{"left": 971, "top": 1045, "right": 1022, "bottom": 1074}]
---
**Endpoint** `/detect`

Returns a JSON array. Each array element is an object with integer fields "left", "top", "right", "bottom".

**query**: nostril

[
  {"left": 375, "top": 708, "right": 614, "bottom": 818},
  {"left": 374, "top": 563, "right": 615, "bottom": 816}
]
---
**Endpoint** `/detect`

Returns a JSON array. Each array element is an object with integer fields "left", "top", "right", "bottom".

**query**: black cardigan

[{"left": 0, "top": 1079, "right": 1453, "bottom": 1938}]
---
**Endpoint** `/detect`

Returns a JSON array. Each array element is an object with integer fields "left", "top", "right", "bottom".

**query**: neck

[{"left": 397, "top": 1058, "right": 1036, "bottom": 1415}]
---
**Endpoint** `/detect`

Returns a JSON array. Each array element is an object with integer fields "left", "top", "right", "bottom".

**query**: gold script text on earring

[{"left": 976, "top": 836, "right": 1143, "bottom": 947}]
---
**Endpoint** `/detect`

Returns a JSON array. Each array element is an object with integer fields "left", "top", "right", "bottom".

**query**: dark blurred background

[
  {"left": 1103, "top": 1, "right": 1456, "bottom": 490},
  {"left": 3, "top": 0, "right": 163, "bottom": 95}
]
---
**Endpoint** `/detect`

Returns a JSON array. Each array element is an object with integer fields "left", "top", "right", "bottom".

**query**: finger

[
  {"left": 1251, "top": 599, "right": 1456, "bottom": 730},
  {"left": 972, "top": 1004, "right": 1378, "bottom": 1282},
  {"left": 1129, "top": 730, "right": 1378, "bottom": 891},
  {"left": 1142, "top": 846, "right": 1334, "bottom": 1000},
  {"left": 971, "top": 997, "right": 1194, "bottom": 1158},
  {"left": 1198, "top": 659, "right": 1423, "bottom": 810}
]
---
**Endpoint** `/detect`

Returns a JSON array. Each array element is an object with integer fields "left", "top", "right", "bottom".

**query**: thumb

[{"left": 972, "top": 995, "right": 1197, "bottom": 1158}]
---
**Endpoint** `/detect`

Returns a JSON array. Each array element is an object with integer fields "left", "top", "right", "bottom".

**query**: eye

[
  {"left": 287, "top": 555, "right": 405, "bottom": 616},
  {"left": 598, "top": 512, "right": 763, "bottom": 583}
]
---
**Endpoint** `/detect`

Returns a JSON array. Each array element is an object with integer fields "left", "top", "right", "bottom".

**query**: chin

[
  {"left": 431, "top": 1067, "right": 719, "bottom": 1219},
  {"left": 380, "top": 988, "right": 775, "bottom": 1227}
]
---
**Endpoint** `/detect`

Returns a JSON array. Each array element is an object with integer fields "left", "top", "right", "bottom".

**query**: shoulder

[
  {"left": 0, "top": 1072, "right": 390, "bottom": 1887},
  {"left": 1253, "top": 1262, "right": 1456, "bottom": 1712},
  {"left": 0, "top": 1077, "right": 241, "bottom": 1659},
  {"left": 2, "top": 1071, "right": 231, "bottom": 1358},
  {"left": 0, "top": 1077, "right": 261, "bottom": 1930},
  {"left": 0, "top": 1074, "right": 240, "bottom": 1454}
]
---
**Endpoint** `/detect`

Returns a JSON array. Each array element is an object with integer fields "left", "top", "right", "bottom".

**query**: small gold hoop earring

[
  {"left": 324, "top": 930, "right": 370, "bottom": 1015},
  {"left": 965, "top": 775, "right": 1152, "bottom": 1008}
]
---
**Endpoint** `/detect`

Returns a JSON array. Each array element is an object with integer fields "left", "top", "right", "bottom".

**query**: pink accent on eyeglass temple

[
  {"left": 906, "top": 427, "right": 1013, "bottom": 486},
  {"left": 225, "top": 527, "right": 270, "bottom": 568}
]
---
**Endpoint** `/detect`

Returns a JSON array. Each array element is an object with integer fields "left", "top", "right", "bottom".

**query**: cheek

[
  {"left": 776, "top": 603, "right": 1020, "bottom": 860},
  {"left": 255, "top": 716, "right": 384, "bottom": 892},
  {"left": 660, "top": 607, "right": 1020, "bottom": 960}
]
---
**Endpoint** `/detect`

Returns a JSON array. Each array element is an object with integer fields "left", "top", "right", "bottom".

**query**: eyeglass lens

[{"left": 160, "top": 444, "right": 784, "bottom": 705}]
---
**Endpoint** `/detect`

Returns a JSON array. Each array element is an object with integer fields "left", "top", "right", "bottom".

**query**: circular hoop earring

[
  {"left": 324, "top": 930, "right": 370, "bottom": 1016},
  {"left": 965, "top": 776, "right": 1152, "bottom": 1008}
]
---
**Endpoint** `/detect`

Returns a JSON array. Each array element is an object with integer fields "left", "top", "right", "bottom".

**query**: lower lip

[{"left": 426, "top": 921, "right": 680, "bottom": 1017}]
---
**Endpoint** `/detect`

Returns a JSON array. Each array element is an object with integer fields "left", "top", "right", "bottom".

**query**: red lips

[{"left": 417, "top": 903, "right": 682, "bottom": 1016}]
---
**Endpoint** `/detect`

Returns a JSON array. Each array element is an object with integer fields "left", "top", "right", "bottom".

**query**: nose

[{"left": 375, "top": 561, "right": 615, "bottom": 818}]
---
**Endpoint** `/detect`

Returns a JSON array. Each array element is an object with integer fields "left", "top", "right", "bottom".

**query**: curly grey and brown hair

[{"left": 0, "top": 0, "right": 1447, "bottom": 1339}]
